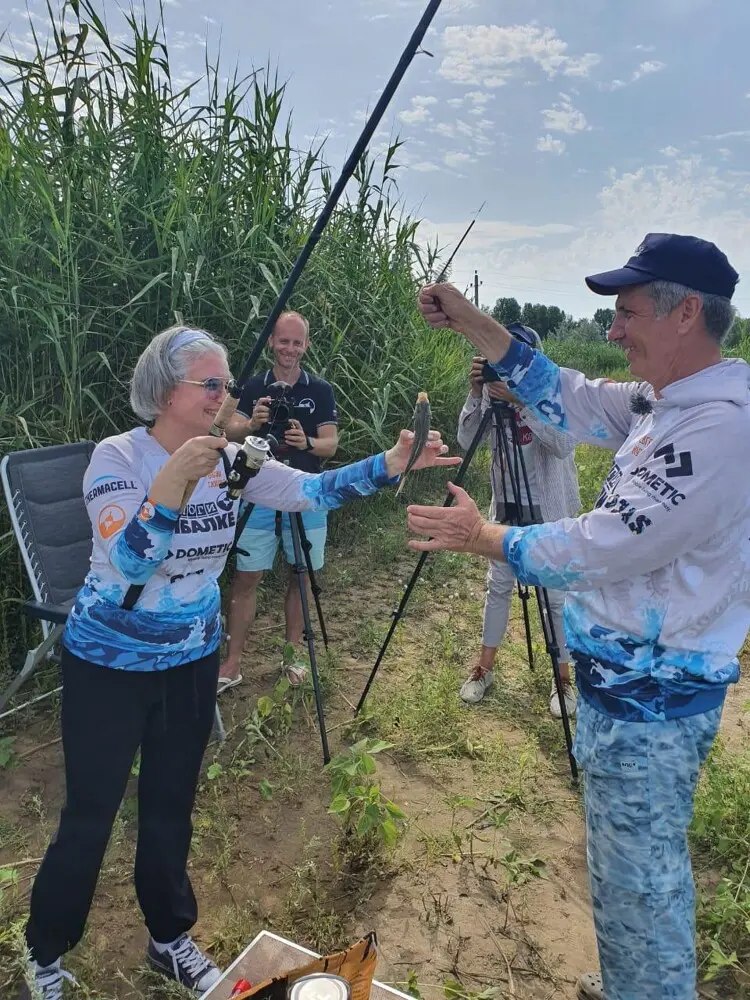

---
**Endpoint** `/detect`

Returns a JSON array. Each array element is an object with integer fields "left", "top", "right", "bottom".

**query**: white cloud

[
  {"left": 537, "top": 134, "right": 566, "bottom": 154},
  {"left": 444, "top": 150, "right": 475, "bottom": 169},
  {"left": 410, "top": 161, "right": 441, "bottom": 172},
  {"left": 439, "top": 24, "right": 601, "bottom": 88},
  {"left": 428, "top": 156, "right": 750, "bottom": 318},
  {"left": 602, "top": 59, "right": 666, "bottom": 91},
  {"left": 632, "top": 60, "right": 666, "bottom": 80},
  {"left": 418, "top": 218, "right": 577, "bottom": 249},
  {"left": 466, "top": 90, "right": 494, "bottom": 106},
  {"left": 660, "top": 146, "right": 681, "bottom": 157},
  {"left": 635, "top": 44, "right": 656, "bottom": 52},
  {"left": 397, "top": 94, "right": 438, "bottom": 125},
  {"left": 364, "top": 0, "right": 477, "bottom": 21},
  {"left": 708, "top": 130, "right": 750, "bottom": 141},
  {"left": 541, "top": 93, "right": 589, "bottom": 134},
  {"left": 431, "top": 122, "right": 455, "bottom": 138}
]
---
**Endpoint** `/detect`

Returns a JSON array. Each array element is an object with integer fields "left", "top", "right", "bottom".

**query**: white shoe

[
  {"left": 549, "top": 678, "right": 576, "bottom": 719},
  {"left": 460, "top": 669, "right": 494, "bottom": 704}
]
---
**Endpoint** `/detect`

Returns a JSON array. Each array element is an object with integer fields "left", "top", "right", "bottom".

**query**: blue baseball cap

[
  {"left": 507, "top": 322, "right": 542, "bottom": 350},
  {"left": 585, "top": 233, "right": 739, "bottom": 299}
]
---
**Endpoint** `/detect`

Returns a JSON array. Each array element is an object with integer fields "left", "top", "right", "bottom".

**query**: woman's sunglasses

[{"left": 180, "top": 377, "right": 235, "bottom": 394}]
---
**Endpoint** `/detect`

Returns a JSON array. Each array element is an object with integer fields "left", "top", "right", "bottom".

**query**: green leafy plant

[
  {"left": 325, "top": 739, "right": 407, "bottom": 864},
  {"left": 0, "top": 867, "right": 18, "bottom": 910},
  {"left": 0, "top": 738, "right": 15, "bottom": 770},
  {"left": 691, "top": 741, "right": 750, "bottom": 989}
]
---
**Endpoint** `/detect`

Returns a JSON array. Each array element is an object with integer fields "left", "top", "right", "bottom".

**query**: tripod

[
  {"left": 231, "top": 494, "right": 332, "bottom": 764},
  {"left": 355, "top": 399, "right": 579, "bottom": 784}
]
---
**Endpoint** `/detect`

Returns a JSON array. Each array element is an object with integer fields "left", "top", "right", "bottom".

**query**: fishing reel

[{"left": 224, "top": 435, "right": 273, "bottom": 500}]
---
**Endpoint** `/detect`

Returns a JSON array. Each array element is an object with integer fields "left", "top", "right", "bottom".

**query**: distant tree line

[{"left": 486, "top": 296, "right": 750, "bottom": 346}]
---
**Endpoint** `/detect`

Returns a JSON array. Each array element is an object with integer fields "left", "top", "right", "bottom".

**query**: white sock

[
  {"left": 151, "top": 935, "right": 184, "bottom": 953},
  {"left": 33, "top": 959, "right": 61, "bottom": 972}
]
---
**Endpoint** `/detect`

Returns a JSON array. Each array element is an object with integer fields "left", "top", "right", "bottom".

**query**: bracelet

[{"left": 305, "top": 435, "right": 314, "bottom": 451}]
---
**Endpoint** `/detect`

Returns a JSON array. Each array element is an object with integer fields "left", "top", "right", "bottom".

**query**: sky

[{"left": 2, "top": 0, "right": 750, "bottom": 318}]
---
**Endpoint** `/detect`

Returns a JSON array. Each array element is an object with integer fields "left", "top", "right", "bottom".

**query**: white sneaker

[
  {"left": 460, "top": 669, "right": 494, "bottom": 704},
  {"left": 549, "top": 678, "right": 577, "bottom": 719},
  {"left": 21, "top": 959, "right": 77, "bottom": 1000}
]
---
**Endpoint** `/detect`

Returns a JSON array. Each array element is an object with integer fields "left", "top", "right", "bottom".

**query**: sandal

[
  {"left": 281, "top": 643, "right": 309, "bottom": 687},
  {"left": 577, "top": 972, "right": 604, "bottom": 1000},
  {"left": 282, "top": 661, "right": 308, "bottom": 687},
  {"left": 217, "top": 674, "right": 243, "bottom": 694}
]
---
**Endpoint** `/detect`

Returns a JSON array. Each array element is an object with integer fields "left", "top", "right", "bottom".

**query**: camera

[
  {"left": 480, "top": 323, "right": 540, "bottom": 384},
  {"left": 264, "top": 380, "right": 295, "bottom": 449}
]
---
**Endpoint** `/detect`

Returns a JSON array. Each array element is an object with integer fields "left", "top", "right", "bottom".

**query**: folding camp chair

[{"left": 1, "top": 441, "right": 226, "bottom": 740}]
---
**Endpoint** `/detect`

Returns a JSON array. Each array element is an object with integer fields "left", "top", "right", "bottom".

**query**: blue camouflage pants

[{"left": 573, "top": 697, "right": 723, "bottom": 1000}]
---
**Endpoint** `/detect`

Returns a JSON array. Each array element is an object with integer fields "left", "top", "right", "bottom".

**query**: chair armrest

[{"left": 23, "top": 601, "right": 71, "bottom": 625}]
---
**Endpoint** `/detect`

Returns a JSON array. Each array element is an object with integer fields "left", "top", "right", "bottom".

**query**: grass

[{"left": 691, "top": 740, "right": 750, "bottom": 991}]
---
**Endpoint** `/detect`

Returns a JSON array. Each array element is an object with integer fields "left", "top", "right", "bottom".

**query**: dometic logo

[
  {"left": 297, "top": 397, "right": 316, "bottom": 413},
  {"left": 85, "top": 479, "right": 137, "bottom": 504},
  {"left": 98, "top": 504, "right": 126, "bottom": 539},
  {"left": 168, "top": 542, "right": 233, "bottom": 560},
  {"left": 631, "top": 466, "right": 686, "bottom": 508},
  {"left": 654, "top": 442, "right": 693, "bottom": 478}
]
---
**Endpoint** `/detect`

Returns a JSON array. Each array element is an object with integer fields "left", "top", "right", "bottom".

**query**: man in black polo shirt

[{"left": 221, "top": 311, "right": 339, "bottom": 690}]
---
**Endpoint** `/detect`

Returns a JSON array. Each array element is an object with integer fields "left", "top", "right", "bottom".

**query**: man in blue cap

[{"left": 410, "top": 234, "right": 749, "bottom": 1000}]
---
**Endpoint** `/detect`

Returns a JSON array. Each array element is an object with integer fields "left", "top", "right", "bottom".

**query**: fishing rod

[
  {"left": 433, "top": 199, "right": 485, "bottom": 284},
  {"left": 180, "top": 0, "right": 446, "bottom": 508}
]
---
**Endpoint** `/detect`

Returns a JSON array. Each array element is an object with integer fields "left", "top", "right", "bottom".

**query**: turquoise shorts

[{"left": 235, "top": 504, "right": 328, "bottom": 573}]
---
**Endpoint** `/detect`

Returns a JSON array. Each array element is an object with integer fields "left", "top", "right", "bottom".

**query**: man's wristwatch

[{"left": 305, "top": 435, "right": 314, "bottom": 451}]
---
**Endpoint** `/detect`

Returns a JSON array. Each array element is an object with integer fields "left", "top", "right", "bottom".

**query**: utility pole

[{"left": 473, "top": 269, "right": 481, "bottom": 307}]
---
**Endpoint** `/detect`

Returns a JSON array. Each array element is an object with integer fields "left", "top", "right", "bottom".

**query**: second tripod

[{"left": 355, "top": 396, "right": 579, "bottom": 784}]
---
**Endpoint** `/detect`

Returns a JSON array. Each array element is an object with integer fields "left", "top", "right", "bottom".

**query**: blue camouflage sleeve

[{"left": 487, "top": 337, "right": 638, "bottom": 450}]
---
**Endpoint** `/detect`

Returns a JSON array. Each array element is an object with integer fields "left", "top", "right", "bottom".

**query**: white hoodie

[{"left": 489, "top": 340, "right": 750, "bottom": 722}]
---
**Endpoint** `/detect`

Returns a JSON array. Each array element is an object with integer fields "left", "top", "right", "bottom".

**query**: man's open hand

[{"left": 407, "top": 482, "right": 485, "bottom": 553}]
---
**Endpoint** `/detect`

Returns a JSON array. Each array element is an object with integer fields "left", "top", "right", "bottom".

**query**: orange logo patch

[{"left": 99, "top": 504, "right": 126, "bottom": 539}]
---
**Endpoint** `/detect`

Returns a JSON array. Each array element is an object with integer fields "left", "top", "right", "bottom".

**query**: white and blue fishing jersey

[
  {"left": 489, "top": 340, "right": 750, "bottom": 723},
  {"left": 64, "top": 427, "right": 397, "bottom": 671}
]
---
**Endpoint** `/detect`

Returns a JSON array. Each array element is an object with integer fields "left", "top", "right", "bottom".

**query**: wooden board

[{"left": 203, "top": 930, "right": 413, "bottom": 1000}]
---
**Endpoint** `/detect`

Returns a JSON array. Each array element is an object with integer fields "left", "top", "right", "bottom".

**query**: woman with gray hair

[{"left": 21, "top": 325, "right": 458, "bottom": 1000}]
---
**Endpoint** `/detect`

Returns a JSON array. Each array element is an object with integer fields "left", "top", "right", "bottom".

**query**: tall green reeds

[{"left": 0, "top": 0, "right": 470, "bottom": 666}]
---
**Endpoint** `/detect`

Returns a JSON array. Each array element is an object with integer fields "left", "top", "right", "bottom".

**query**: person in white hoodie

[
  {"left": 455, "top": 324, "right": 581, "bottom": 717},
  {"left": 409, "top": 233, "right": 748, "bottom": 1000}
]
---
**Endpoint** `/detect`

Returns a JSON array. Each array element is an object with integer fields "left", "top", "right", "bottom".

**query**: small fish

[{"left": 396, "top": 391, "right": 431, "bottom": 496}]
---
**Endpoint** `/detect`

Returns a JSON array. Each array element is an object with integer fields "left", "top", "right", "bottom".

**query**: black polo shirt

[{"left": 237, "top": 368, "right": 338, "bottom": 473}]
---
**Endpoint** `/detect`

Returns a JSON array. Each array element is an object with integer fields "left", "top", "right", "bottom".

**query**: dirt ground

[{"left": 1, "top": 541, "right": 748, "bottom": 1000}]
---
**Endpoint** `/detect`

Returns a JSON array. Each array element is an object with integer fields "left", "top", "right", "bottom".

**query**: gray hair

[
  {"left": 129, "top": 324, "right": 229, "bottom": 423},
  {"left": 643, "top": 280, "right": 736, "bottom": 343}
]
